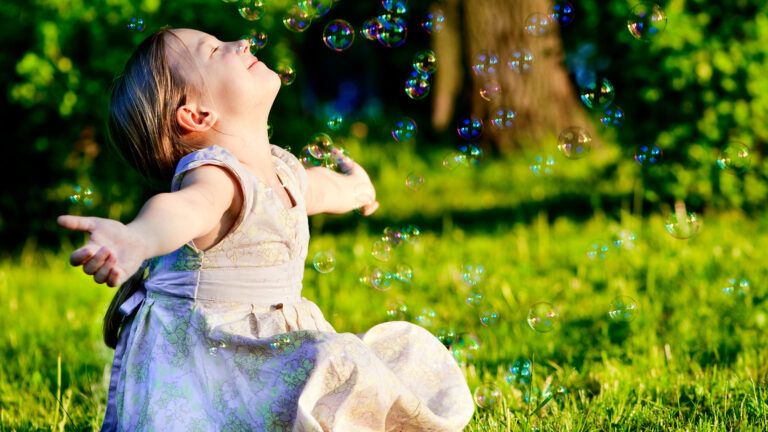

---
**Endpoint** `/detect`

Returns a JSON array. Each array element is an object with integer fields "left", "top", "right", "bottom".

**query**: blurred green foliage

[{"left": 2, "top": 0, "right": 767, "bottom": 254}]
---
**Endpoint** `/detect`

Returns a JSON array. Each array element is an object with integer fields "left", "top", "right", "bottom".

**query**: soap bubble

[
  {"left": 627, "top": 3, "right": 667, "bottom": 41},
  {"left": 461, "top": 264, "right": 485, "bottom": 287},
  {"left": 360, "top": 265, "right": 393, "bottom": 290},
  {"left": 323, "top": 19, "right": 355, "bottom": 52},
  {"left": 525, "top": 12, "right": 553, "bottom": 36},
  {"left": 457, "top": 116, "right": 483, "bottom": 140},
  {"left": 550, "top": 1, "right": 575, "bottom": 27},
  {"left": 508, "top": 48, "right": 534, "bottom": 73},
  {"left": 442, "top": 152, "right": 469, "bottom": 170},
  {"left": 404, "top": 70, "right": 431, "bottom": 100},
  {"left": 394, "top": 264, "right": 413, "bottom": 283},
  {"left": 277, "top": 64, "right": 296, "bottom": 85},
  {"left": 436, "top": 327, "right": 456, "bottom": 347},
  {"left": 716, "top": 141, "right": 751, "bottom": 174},
  {"left": 238, "top": 0, "right": 264, "bottom": 21},
  {"left": 298, "top": 0, "right": 334, "bottom": 18},
  {"left": 479, "top": 80, "right": 502, "bottom": 102},
  {"left": 479, "top": 309, "right": 499, "bottom": 326},
  {"left": 382, "top": 0, "right": 407, "bottom": 15},
  {"left": 579, "top": 78, "right": 615, "bottom": 110},
  {"left": 382, "top": 227, "right": 407, "bottom": 246},
  {"left": 68, "top": 185, "right": 95, "bottom": 208},
  {"left": 505, "top": 358, "right": 532, "bottom": 386},
  {"left": 283, "top": 6, "right": 312, "bottom": 32},
  {"left": 245, "top": 31, "right": 268, "bottom": 53},
  {"left": 471, "top": 51, "right": 500, "bottom": 77},
  {"left": 458, "top": 143, "right": 484, "bottom": 165},
  {"left": 391, "top": 117, "right": 418, "bottom": 142},
  {"left": 587, "top": 243, "right": 610, "bottom": 260},
  {"left": 608, "top": 295, "right": 638, "bottom": 322},
  {"left": 452, "top": 333, "right": 481, "bottom": 364},
  {"left": 664, "top": 211, "right": 701, "bottom": 240},
  {"left": 306, "top": 132, "right": 333, "bottom": 160},
  {"left": 372, "top": 240, "right": 392, "bottom": 262},
  {"left": 474, "top": 385, "right": 502, "bottom": 409},
  {"left": 312, "top": 250, "right": 336, "bottom": 273},
  {"left": 635, "top": 145, "right": 663, "bottom": 165},
  {"left": 557, "top": 127, "right": 592, "bottom": 159},
  {"left": 530, "top": 155, "right": 555, "bottom": 176},
  {"left": 422, "top": 10, "right": 446, "bottom": 34},
  {"left": 490, "top": 108, "right": 516, "bottom": 129},
  {"left": 375, "top": 14, "right": 408, "bottom": 48},
  {"left": 612, "top": 230, "right": 637, "bottom": 250},
  {"left": 385, "top": 300, "right": 409, "bottom": 320},
  {"left": 414, "top": 307, "right": 437, "bottom": 328},
  {"left": 600, "top": 106, "right": 624, "bottom": 127},
  {"left": 326, "top": 114, "right": 343, "bottom": 131},
  {"left": 413, "top": 50, "right": 438, "bottom": 74},
  {"left": 527, "top": 302, "right": 559, "bottom": 333},
  {"left": 127, "top": 17, "right": 145, "bottom": 32},
  {"left": 402, "top": 224, "right": 421, "bottom": 242},
  {"left": 465, "top": 291, "right": 484, "bottom": 307},
  {"left": 405, "top": 173, "right": 424, "bottom": 191},
  {"left": 722, "top": 277, "right": 750, "bottom": 298},
  {"left": 360, "top": 18, "right": 382, "bottom": 41}
]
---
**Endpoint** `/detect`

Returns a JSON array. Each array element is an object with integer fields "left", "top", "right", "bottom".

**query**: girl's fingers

[
  {"left": 362, "top": 201, "right": 380, "bottom": 216},
  {"left": 70, "top": 244, "right": 101, "bottom": 266},
  {"left": 83, "top": 247, "right": 111, "bottom": 275},
  {"left": 57, "top": 215, "right": 97, "bottom": 233},
  {"left": 94, "top": 256, "right": 115, "bottom": 284}
]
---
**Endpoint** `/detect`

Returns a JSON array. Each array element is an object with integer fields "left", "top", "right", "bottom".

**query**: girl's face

[{"left": 169, "top": 28, "right": 281, "bottom": 122}]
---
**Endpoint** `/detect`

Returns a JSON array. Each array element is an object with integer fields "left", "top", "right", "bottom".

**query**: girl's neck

[{"left": 201, "top": 124, "right": 277, "bottom": 184}]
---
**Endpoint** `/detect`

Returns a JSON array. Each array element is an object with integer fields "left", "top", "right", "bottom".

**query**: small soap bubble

[
  {"left": 505, "top": 358, "right": 532, "bottom": 386},
  {"left": 436, "top": 327, "right": 456, "bottom": 347},
  {"left": 68, "top": 185, "right": 95, "bottom": 207},
  {"left": 243, "top": 31, "right": 268, "bottom": 54},
  {"left": 375, "top": 14, "right": 408, "bottom": 48},
  {"left": 527, "top": 302, "right": 559, "bottom": 333},
  {"left": 238, "top": 0, "right": 265, "bottom": 21},
  {"left": 402, "top": 224, "right": 421, "bottom": 242},
  {"left": 461, "top": 264, "right": 485, "bottom": 287},
  {"left": 612, "top": 230, "right": 637, "bottom": 250},
  {"left": 326, "top": 114, "right": 344, "bottom": 131},
  {"left": 382, "top": 0, "right": 408, "bottom": 15},
  {"left": 391, "top": 117, "right": 418, "bottom": 142},
  {"left": 479, "top": 309, "right": 499, "bottom": 326},
  {"left": 372, "top": 240, "right": 393, "bottom": 262},
  {"left": 529, "top": 155, "right": 555, "bottom": 176},
  {"left": 608, "top": 295, "right": 638, "bottom": 322},
  {"left": 627, "top": 3, "right": 667, "bottom": 41},
  {"left": 550, "top": 1, "right": 575, "bottom": 27},
  {"left": 413, "top": 50, "right": 438, "bottom": 74},
  {"left": 579, "top": 78, "right": 615, "bottom": 110},
  {"left": 414, "top": 307, "right": 437, "bottom": 328},
  {"left": 458, "top": 143, "right": 484, "bottom": 166},
  {"left": 490, "top": 108, "right": 516, "bottom": 129},
  {"left": 722, "top": 277, "right": 750, "bottom": 298},
  {"left": 635, "top": 145, "right": 662, "bottom": 165},
  {"left": 277, "top": 64, "right": 296, "bottom": 85},
  {"left": 298, "top": 0, "right": 334, "bottom": 18},
  {"left": 600, "top": 106, "right": 624, "bottom": 127},
  {"left": 360, "top": 18, "right": 383, "bottom": 41},
  {"left": 283, "top": 6, "right": 313, "bottom": 32},
  {"left": 664, "top": 210, "right": 701, "bottom": 240},
  {"left": 442, "top": 152, "right": 469, "bottom": 170},
  {"left": 421, "top": 10, "right": 446, "bottom": 34},
  {"left": 306, "top": 132, "right": 333, "bottom": 160},
  {"left": 404, "top": 70, "right": 431, "bottom": 100},
  {"left": 360, "top": 265, "right": 393, "bottom": 291},
  {"left": 312, "top": 250, "right": 336, "bottom": 273},
  {"left": 323, "top": 19, "right": 355, "bottom": 52},
  {"left": 557, "top": 127, "right": 592, "bottom": 159},
  {"left": 405, "top": 173, "right": 424, "bottom": 191},
  {"left": 452, "top": 333, "right": 481, "bottom": 364},
  {"left": 394, "top": 264, "right": 413, "bottom": 283},
  {"left": 471, "top": 51, "right": 500, "bottom": 77},
  {"left": 586, "top": 243, "right": 610, "bottom": 260},
  {"left": 479, "top": 80, "right": 502, "bottom": 102},
  {"left": 473, "top": 385, "right": 502, "bottom": 409},
  {"left": 457, "top": 116, "right": 483, "bottom": 140},
  {"left": 716, "top": 141, "right": 751, "bottom": 174},
  {"left": 385, "top": 300, "right": 409, "bottom": 320},
  {"left": 525, "top": 12, "right": 553, "bottom": 36},
  {"left": 465, "top": 291, "right": 484, "bottom": 307},
  {"left": 127, "top": 17, "right": 146, "bottom": 32},
  {"left": 508, "top": 48, "right": 534, "bottom": 73}
]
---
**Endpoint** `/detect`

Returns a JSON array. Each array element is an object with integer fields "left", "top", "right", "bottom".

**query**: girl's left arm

[{"left": 304, "top": 149, "right": 379, "bottom": 216}]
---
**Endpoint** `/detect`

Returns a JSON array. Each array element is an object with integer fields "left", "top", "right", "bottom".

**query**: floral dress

[{"left": 102, "top": 144, "right": 474, "bottom": 431}]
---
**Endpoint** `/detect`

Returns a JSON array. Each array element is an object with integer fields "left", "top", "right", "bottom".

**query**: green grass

[{"left": 2, "top": 143, "right": 768, "bottom": 430}]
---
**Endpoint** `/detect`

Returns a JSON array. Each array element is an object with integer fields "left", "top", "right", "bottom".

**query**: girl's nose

[{"left": 234, "top": 39, "right": 251, "bottom": 54}]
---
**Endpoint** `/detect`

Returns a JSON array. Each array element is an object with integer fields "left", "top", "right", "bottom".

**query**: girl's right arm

[{"left": 57, "top": 165, "right": 238, "bottom": 287}]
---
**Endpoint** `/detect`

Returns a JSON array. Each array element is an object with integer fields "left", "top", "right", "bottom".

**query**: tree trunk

[{"left": 432, "top": 0, "right": 596, "bottom": 151}]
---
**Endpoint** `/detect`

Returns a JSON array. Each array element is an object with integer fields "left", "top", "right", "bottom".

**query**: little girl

[{"left": 57, "top": 28, "right": 473, "bottom": 431}]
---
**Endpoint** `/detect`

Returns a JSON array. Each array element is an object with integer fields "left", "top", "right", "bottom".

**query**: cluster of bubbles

[
  {"left": 358, "top": 225, "right": 421, "bottom": 290},
  {"left": 299, "top": 132, "right": 349, "bottom": 173},
  {"left": 440, "top": 117, "right": 485, "bottom": 170},
  {"left": 586, "top": 230, "right": 637, "bottom": 260},
  {"left": 126, "top": 17, "right": 145, "bottom": 32},
  {"left": 359, "top": 263, "right": 414, "bottom": 291},
  {"left": 404, "top": 50, "right": 437, "bottom": 100},
  {"left": 455, "top": 264, "right": 500, "bottom": 328},
  {"left": 473, "top": 357, "right": 569, "bottom": 410}
]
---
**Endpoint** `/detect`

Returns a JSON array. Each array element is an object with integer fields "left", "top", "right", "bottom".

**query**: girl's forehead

[{"left": 172, "top": 29, "right": 217, "bottom": 49}]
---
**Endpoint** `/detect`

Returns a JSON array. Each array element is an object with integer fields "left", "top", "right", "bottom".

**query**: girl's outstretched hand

[
  {"left": 333, "top": 148, "right": 380, "bottom": 216},
  {"left": 57, "top": 215, "right": 147, "bottom": 287}
]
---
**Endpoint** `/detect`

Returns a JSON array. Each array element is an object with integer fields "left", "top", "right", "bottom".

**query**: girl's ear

[{"left": 176, "top": 103, "right": 219, "bottom": 133}]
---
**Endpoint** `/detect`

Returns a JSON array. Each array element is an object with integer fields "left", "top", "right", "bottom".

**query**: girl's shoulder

[{"left": 270, "top": 144, "right": 308, "bottom": 195}]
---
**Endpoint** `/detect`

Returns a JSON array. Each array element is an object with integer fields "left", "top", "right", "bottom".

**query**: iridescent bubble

[
  {"left": 465, "top": 291, "right": 484, "bottom": 307},
  {"left": 525, "top": 12, "right": 553, "bottom": 36},
  {"left": 326, "top": 114, "right": 343, "bottom": 131},
  {"left": 238, "top": 0, "right": 264, "bottom": 21},
  {"left": 635, "top": 145, "right": 662, "bottom": 165},
  {"left": 405, "top": 173, "right": 424, "bottom": 191},
  {"left": 600, "top": 106, "right": 624, "bottom": 127},
  {"left": 579, "top": 78, "right": 615, "bottom": 110},
  {"left": 664, "top": 210, "right": 701, "bottom": 240},
  {"left": 402, "top": 224, "right": 421, "bottom": 242},
  {"left": 376, "top": 14, "right": 408, "bottom": 48},
  {"left": 323, "top": 19, "right": 355, "bottom": 52},
  {"left": 527, "top": 302, "right": 559, "bottom": 333},
  {"left": 307, "top": 132, "right": 333, "bottom": 159},
  {"left": 360, "top": 18, "right": 382, "bottom": 41},
  {"left": 246, "top": 31, "right": 268, "bottom": 53},
  {"left": 391, "top": 117, "right": 418, "bottom": 142},
  {"left": 479, "top": 310, "right": 499, "bottom": 326},
  {"left": 457, "top": 116, "right": 483, "bottom": 140},
  {"left": 299, "top": 145, "right": 322, "bottom": 168},
  {"left": 127, "top": 17, "right": 146, "bottom": 32},
  {"left": 413, "top": 50, "right": 438, "bottom": 74},
  {"left": 312, "top": 250, "right": 336, "bottom": 273},
  {"left": 360, "top": 265, "right": 393, "bottom": 291},
  {"left": 283, "top": 6, "right": 313, "bottom": 32},
  {"left": 414, "top": 307, "right": 437, "bottom": 328},
  {"left": 382, "top": 227, "right": 407, "bottom": 246},
  {"left": 404, "top": 70, "right": 431, "bottom": 100},
  {"left": 385, "top": 300, "right": 409, "bottom": 320},
  {"left": 471, "top": 51, "right": 500, "bottom": 77},
  {"left": 461, "top": 264, "right": 484, "bottom": 287},
  {"left": 277, "top": 64, "right": 296, "bottom": 85},
  {"left": 479, "top": 81, "right": 502, "bottom": 102},
  {"left": 372, "top": 240, "right": 392, "bottom": 262},
  {"left": 458, "top": 143, "right": 483, "bottom": 165},
  {"left": 473, "top": 385, "right": 502, "bottom": 409},
  {"left": 508, "top": 48, "right": 534, "bottom": 74},
  {"left": 586, "top": 243, "right": 610, "bottom": 260},
  {"left": 529, "top": 155, "right": 555, "bottom": 176},
  {"left": 716, "top": 141, "right": 751, "bottom": 174},
  {"left": 436, "top": 327, "right": 456, "bottom": 347},
  {"left": 382, "top": 0, "right": 407, "bottom": 14},
  {"left": 557, "top": 127, "right": 592, "bottom": 159},
  {"left": 68, "top": 185, "right": 95, "bottom": 207},
  {"left": 722, "top": 277, "right": 750, "bottom": 298},
  {"left": 298, "top": 0, "right": 334, "bottom": 18},
  {"left": 627, "top": 3, "right": 667, "bottom": 41},
  {"left": 612, "top": 230, "right": 637, "bottom": 250},
  {"left": 490, "top": 108, "right": 516, "bottom": 129},
  {"left": 608, "top": 295, "right": 638, "bottom": 322},
  {"left": 421, "top": 10, "right": 446, "bottom": 34},
  {"left": 452, "top": 333, "right": 481, "bottom": 364},
  {"left": 549, "top": 1, "right": 575, "bottom": 27},
  {"left": 442, "top": 152, "right": 469, "bottom": 170},
  {"left": 394, "top": 264, "right": 413, "bottom": 283},
  {"left": 505, "top": 358, "right": 532, "bottom": 386}
]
